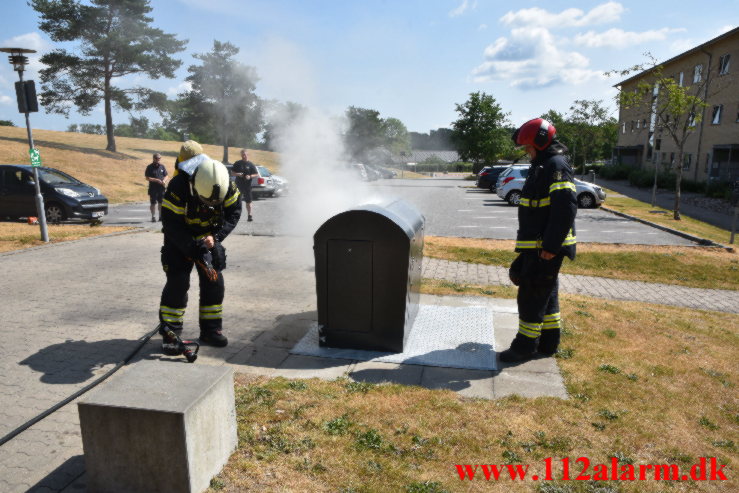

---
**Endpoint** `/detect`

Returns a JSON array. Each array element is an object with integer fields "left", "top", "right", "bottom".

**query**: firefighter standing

[
  {"left": 158, "top": 141, "right": 242, "bottom": 348},
  {"left": 500, "top": 118, "right": 577, "bottom": 363}
]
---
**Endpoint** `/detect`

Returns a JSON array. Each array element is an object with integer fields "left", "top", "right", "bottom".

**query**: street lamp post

[{"left": 0, "top": 47, "right": 48, "bottom": 242}]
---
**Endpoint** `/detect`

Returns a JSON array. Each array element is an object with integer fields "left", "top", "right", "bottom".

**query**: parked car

[
  {"left": 350, "top": 163, "right": 368, "bottom": 181},
  {"left": 497, "top": 175, "right": 606, "bottom": 208},
  {"left": 495, "top": 165, "right": 530, "bottom": 196},
  {"left": 270, "top": 174, "right": 289, "bottom": 196},
  {"left": 225, "top": 163, "right": 276, "bottom": 198},
  {"left": 476, "top": 165, "right": 509, "bottom": 192},
  {"left": 253, "top": 165, "right": 277, "bottom": 198},
  {"left": 364, "top": 164, "right": 382, "bottom": 181},
  {"left": 0, "top": 164, "right": 108, "bottom": 222}
]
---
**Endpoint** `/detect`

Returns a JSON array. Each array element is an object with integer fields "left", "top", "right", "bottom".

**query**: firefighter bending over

[
  {"left": 500, "top": 118, "right": 577, "bottom": 363},
  {"left": 158, "top": 141, "right": 242, "bottom": 348}
]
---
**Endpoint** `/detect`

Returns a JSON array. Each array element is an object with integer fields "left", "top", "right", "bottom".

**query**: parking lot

[{"left": 106, "top": 177, "right": 698, "bottom": 246}]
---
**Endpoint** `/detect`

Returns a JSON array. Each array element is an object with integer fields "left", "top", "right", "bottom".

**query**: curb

[
  {"left": 599, "top": 205, "right": 735, "bottom": 252},
  {"left": 0, "top": 227, "right": 148, "bottom": 258}
]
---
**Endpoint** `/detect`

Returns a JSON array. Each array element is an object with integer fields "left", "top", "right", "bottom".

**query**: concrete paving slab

[
  {"left": 348, "top": 361, "right": 424, "bottom": 386},
  {"left": 227, "top": 345, "right": 289, "bottom": 375},
  {"left": 493, "top": 369, "right": 568, "bottom": 399},
  {"left": 272, "top": 354, "right": 354, "bottom": 380},
  {"left": 420, "top": 366, "right": 495, "bottom": 399}
]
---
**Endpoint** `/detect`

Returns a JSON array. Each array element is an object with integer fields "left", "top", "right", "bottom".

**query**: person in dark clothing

[
  {"left": 231, "top": 148, "right": 258, "bottom": 222},
  {"left": 500, "top": 118, "right": 577, "bottom": 363},
  {"left": 144, "top": 153, "right": 168, "bottom": 222},
  {"left": 158, "top": 141, "right": 242, "bottom": 348}
]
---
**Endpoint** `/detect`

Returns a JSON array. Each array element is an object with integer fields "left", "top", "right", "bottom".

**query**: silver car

[{"left": 497, "top": 175, "right": 606, "bottom": 208}]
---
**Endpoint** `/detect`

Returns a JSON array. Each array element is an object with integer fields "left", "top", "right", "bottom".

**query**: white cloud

[
  {"left": 574, "top": 28, "right": 685, "bottom": 48},
  {"left": 472, "top": 27, "right": 603, "bottom": 89},
  {"left": 449, "top": 0, "right": 477, "bottom": 18},
  {"left": 0, "top": 94, "right": 12, "bottom": 105},
  {"left": 166, "top": 81, "right": 193, "bottom": 96},
  {"left": 478, "top": 24, "right": 488, "bottom": 31},
  {"left": 718, "top": 25, "right": 736, "bottom": 35},
  {"left": 0, "top": 32, "right": 51, "bottom": 75},
  {"left": 500, "top": 2, "right": 624, "bottom": 29}
]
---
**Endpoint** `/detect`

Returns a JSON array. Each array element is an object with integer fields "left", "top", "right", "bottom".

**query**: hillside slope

[{"left": 0, "top": 126, "right": 280, "bottom": 203}]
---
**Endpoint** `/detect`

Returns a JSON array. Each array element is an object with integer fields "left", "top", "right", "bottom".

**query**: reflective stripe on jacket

[
  {"left": 161, "top": 173, "right": 242, "bottom": 257},
  {"left": 515, "top": 152, "right": 577, "bottom": 260}
]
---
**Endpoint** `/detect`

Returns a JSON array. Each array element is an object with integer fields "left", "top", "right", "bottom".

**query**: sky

[{"left": 0, "top": 0, "right": 738, "bottom": 135}]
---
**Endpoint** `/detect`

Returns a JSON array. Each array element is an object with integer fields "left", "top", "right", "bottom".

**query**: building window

[
  {"left": 693, "top": 64, "right": 703, "bottom": 83},
  {"left": 656, "top": 138, "right": 661, "bottom": 151},
  {"left": 705, "top": 153, "right": 711, "bottom": 173},
  {"left": 678, "top": 72, "right": 684, "bottom": 86},
  {"left": 622, "top": 122, "right": 626, "bottom": 133},
  {"left": 670, "top": 152, "right": 675, "bottom": 166},
  {"left": 636, "top": 120, "right": 641, "bottom": 129},
  {"left": 718, "top": 54, "right": 731, "bottom": 75},
  {"left": 683, "top": 154, "right": 692, "bottom": 171},
  {"left": 688, "top": 112, "right": 696, "bottom": 127},
  {"left": 630, "top": 121, "right": 635, "bottom": 132},
  {"left": 736, "top": 103, "right": 739, "bottom": 122},
  {"left": 711, "top": 105, "right": 723, "bottom": 124}
]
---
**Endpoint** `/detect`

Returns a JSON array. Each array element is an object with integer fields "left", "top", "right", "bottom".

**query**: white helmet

[{"left": 192, "top": 158, "right": 230, "bottom": 206}]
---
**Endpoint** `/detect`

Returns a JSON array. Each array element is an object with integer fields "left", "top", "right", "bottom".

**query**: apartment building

[{"left": 613, "top": 27, "right": 738, "bottom": 183}]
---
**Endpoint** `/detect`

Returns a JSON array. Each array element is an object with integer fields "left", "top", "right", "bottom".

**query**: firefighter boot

[
  {"left": 499, "top": 333, "right": 538, "bottom": 363},
  {"left": 538, "top": 329, "right": 560, "bottom": 356},
  {"left": 200, "top": 329, "right": 228, "bottom": 347}
]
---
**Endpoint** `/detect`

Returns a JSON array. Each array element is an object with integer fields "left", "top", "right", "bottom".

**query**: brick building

[{"left": 613, "top": 27, "right": 738, "bottom": 183}]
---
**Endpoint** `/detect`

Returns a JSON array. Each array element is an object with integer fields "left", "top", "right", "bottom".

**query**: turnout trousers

[
  {"left": 159, "top": 242, "right": 225, "bottom": 334},
  {"left": 512, "top": 251, "right": 564, "bottom": 353}
]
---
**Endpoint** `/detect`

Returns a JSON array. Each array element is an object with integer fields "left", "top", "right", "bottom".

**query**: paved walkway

[
  {"left": 0, "top": 231, "right": 736, "bottom": 492},
  {"left": 597, "top": 178, "right": 736, "bottom": 232},
  {"left": 422, "top": 257, "right": 739, "bottom": 314}
]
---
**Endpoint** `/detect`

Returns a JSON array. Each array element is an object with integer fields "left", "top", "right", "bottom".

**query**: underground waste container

[{"left": 314, "top": 199, "right": 425, "bottom": 352}]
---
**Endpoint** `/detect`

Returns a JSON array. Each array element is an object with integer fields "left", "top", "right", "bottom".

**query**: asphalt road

[{"left": 105, "top": 177, "right": 696, "bottom": 246}]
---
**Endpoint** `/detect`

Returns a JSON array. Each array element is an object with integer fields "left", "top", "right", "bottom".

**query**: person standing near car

[
  {"left": 157, "top": 141, "right": 242, "bottom": 348},
  {"left": 231, "top": 149, "right": 257, "bottom": 222},
  {"left": 500, "top": 118, "right": 577, "bottom": 363},
  {"left": 145, "top": 153, "right": 168, "bottom": 222}
]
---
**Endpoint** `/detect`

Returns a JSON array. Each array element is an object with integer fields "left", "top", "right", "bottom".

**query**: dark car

[
  {"left": 0, "top": 164, "right": 108, "bottom": 222},
  {"left": 475, "top": 165, "right": 509, "bottom": 192}
]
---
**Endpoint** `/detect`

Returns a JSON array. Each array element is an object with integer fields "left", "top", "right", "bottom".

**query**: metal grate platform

[{"left": 291, "top": 304, "right": 496, "bottom": 371}]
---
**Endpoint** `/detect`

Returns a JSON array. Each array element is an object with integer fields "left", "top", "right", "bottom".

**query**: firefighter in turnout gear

[
  {"left": 500, "top": 118, "right": 577, "bottom": 363},
  {"left": 158, "top": 141, "right": 242, "bottom": 348}
]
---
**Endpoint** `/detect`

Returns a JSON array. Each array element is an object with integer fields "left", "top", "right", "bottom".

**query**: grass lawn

[
  {"left": 424, "top": 236, "right": 739, "bottom": 291},
  {"left": 600, "top": 190, "right": 735, "bottom": 247},
  {"left": 212, "top": 282, "right": 737, "bottom": 492},
  {"left": 0, "top": 221, "right": 132, "bottom": 253},
  {"left": 0, "top": 126, "right": 281, "bottom": 204}
]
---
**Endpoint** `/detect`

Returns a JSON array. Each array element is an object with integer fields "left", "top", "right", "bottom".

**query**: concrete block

[{"left": 78, "top": 361, "right": 237, "bottom": 493}]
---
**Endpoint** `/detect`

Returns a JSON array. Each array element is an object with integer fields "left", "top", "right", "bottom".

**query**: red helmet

[{"left": 512, "top": 118, "right": 556, "bottom": 151}]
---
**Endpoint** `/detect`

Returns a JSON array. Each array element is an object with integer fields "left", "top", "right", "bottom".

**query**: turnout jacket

[
  {"left": 515, "top": 149, "right": 577, "bottom": 260},
  {"left": 161, "top": 173, "right": 242, "bottom": 258}
]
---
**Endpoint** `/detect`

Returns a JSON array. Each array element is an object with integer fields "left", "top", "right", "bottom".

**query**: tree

[
  {"left": 344, "top": 106, "right": 385, "bottom": 159},
  {"left": 614, "top": 56, "right": 710, "bottom": 219},
  {"left": 566, "top": 100, "right": 616, "bottom": 172},
  {"left": 182, "top": 40, "right": 262, "bottom": 163},
  {"left": 31, "top": 0, "right": 187, "bottom": 152},
  {"left": 0, "top": 120, "right": 15, "bottom": 126},
  {"left": 382, "top": 117, "right": 411, "bottom": 155},
  {"left": 261, "top": 100, "right": 307, "bottom": 151},
  {"left": 451, "top": 92, "right": 510, "bottom": 171}
]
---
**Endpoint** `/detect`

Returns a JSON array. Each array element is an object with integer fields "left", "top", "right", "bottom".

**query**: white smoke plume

[{"left": 271, "top": 107, "right": 383, "bottom": 240}]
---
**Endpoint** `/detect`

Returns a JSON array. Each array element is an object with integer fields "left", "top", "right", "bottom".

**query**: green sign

[{"left": 29, "top": 148, "right": 42, "bottom": 167}]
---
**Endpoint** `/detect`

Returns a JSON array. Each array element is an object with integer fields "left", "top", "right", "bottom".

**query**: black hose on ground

[{"left": 0, "top": 326, "right": 161, "bottom": 447}]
